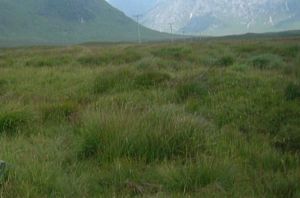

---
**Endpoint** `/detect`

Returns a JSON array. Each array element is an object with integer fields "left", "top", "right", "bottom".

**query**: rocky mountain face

[{"left": 141, "top": 0, "right": 300, "bottom": 35}]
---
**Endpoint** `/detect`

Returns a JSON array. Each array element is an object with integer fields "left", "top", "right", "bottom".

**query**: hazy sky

[{"left": 106, "top": 0, "right": 159, "bottom": 16}]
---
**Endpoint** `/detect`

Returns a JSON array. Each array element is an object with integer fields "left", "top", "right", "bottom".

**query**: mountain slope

[
  {"left": 0, "top": 0, "right": 169, "bottom": 46},
  {"left": 142, "top": 0, "right": 300, "bottom": 35}
]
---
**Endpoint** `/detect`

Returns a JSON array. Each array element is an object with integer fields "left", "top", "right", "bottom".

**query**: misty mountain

[
  {"left": 140, "top": 0, "right": 300, "bottom": 35},
  {"left": 0, "top": 0, "right": 169, "bottom": 46}
]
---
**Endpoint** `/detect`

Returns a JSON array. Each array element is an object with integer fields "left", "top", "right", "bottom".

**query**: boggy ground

[{"left": 0, "top": 38, "right": 300, "bottom": 197}]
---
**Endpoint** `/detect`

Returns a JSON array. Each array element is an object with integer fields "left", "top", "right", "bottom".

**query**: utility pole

[
  {"left": 133, "top": 14, "right": 142, "bottom": 44},
  {"left": 182, "top": 30, "right": 186, "bottom": 44},
  {"left": 169, "top": 23, "right": 174, "bottom": 43}
]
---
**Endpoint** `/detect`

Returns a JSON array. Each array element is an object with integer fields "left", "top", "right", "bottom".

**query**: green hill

[{"left": 0, "top": 0, "right": 170, "bottom": 46}]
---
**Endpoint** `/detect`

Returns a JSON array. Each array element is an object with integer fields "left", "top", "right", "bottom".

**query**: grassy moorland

[{"left": 0, "top": 37, "right": 300, "bottom": 197}]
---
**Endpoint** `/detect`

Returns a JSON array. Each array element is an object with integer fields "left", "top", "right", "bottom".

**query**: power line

[
  {"left": 133, "top": 14, "right": 142, "bottom": 44},
  {"left": 168, "top": 23, "right": 174, "bottom": 43}
]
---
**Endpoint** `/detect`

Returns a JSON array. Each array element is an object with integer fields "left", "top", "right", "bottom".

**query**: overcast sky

[{"left": 106, "top": 0, "right": 159, "bottom": 16}]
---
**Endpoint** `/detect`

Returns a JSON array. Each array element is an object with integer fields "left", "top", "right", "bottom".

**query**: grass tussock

[
  {"left": 78, "top": 50, "right": 141, "bottom": 66},
  {"left": 285, "top": 82, "right": 300, "bottom": 101},
  {"left": 25, "top": 56, "right": 70, "bottom": 67},
  {"left": 0, "top": 79, "right": 7, "bottom": 95},
  {"left": 133, "top": 71, "right": 171, "bottom": 88},
  {"left": 93, "top": 69, "right": 135, "bottom": 94},
  {"left": 249, "top": 53, "right": 284, "bottom": 69},
  {"left": 0, "top": 110, "right": 30, "bottom": 135},
  {"left": 165, "top": 163, "right": 235, "bottom": 193},
  {"left": 216, "top": 55, "right": 235, "bottom": 67},
  {"left": 152, "top": 47, "right": 193, "bottom": 61},
  {"left": 41, "top": 102, "right": 78, "bottom": 123},
  {"left": 176, "top": 79, "right": 209, "bottom": 102}
]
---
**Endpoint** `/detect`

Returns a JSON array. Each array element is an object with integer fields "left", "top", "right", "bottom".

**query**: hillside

[
  {"left": 0, "top": 0, "right": 170, "bottom": 46},
  {"left": 141, "top": 0, "right": 300, "bottom": 35}
]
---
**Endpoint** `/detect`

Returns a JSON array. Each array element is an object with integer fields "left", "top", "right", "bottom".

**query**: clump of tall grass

[
  {"left": 77, "top": 127, "right": 103, "bottom": 159},
  {"left": 152, "top": 47, "right": 192, "bottom": 61},
  {"left": 164, "top": 162, "right": 235, "bottom": 193},
  {"left": 231, "top": 63, "right": 248, "bottom": 72},
  {"left": 278, "top": 45, "right": 300, "bottom": 57},
  {"left": 176, "top": 79, "right": 209, "bottom": 102},
  {"left": 0, "top": 110, "right": 30, "bottom": 135},
  {"left": 78, "top": 50, "right": 141, "bottom": 66},
  {"left": 25, "top": 56, "right": 70, "bottom": 67},
  {"left": 216, "top": 55, "right": 235, "bottom": 67},
  {"left": 41, "top": 102, "right": 78, "bottom": 123},
  {"left": 0, "top": 79, "right": 6, "bottom": 95},
  {"left": 133, "top": 71, "right": 171, "bottom": 88},
  {"left": 263, "top": 175, "right": 300, "bottom": 198},
  {"left": 274, "top": 124, "right": 300, "bottom": 153},
  {"left": 121, "top": 119, "right": 204, "bottom": 162},
  {"left": 93, "top": 69, "right": 135, "bottom": 94},
  {"left": 248, "top": 53, "right": 284, "bottom": 69},
  {"left": 77, "top": 108, "right": 206, "bottom": 163},
  {"left": 0, "top": 160, "right": 9, "bottom": 185},
  {"left": 285, "top": 82, "right": 300, "bottom": 101}
]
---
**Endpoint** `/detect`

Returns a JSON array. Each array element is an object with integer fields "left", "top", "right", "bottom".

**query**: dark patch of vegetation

[
  {"left": 165, "top": 163, "right": 235, "bottom": 193},
  {"left": 41, "top": 102, "right": 78, "bottom": 123},
  {"left": 121, "top": 120, "right": 204, "bottom": 163},
  {"left": 25, "top": 56, "right": 70, "bottom": 67},
  {"left": 285, "top": 82, "right": 300, "bottom": 101},
  {"left": 176, "top": 79, "right": 209, "bottom": 102},
  {"left": 152, "top": 47, "right": 192, "bottom": 61},
  {"left": 274, "top": 124, "right": 300, "bottom": 153},
  {"left": 93, "top": 69, "right": 135, "bottom": 94},
  {"left": 216, "top": 55, "right": 235, "bottom": 67},
  {"left": 278, "top": 45, "right": 300, "bottom": 57},
  {"left": 0, "top": 79, "right": 7, "bottom": 95},
  {"left": 265, "top": 175, "right": 300, "bottom": 198},
  {"left": 249, "top": 53, "right": 284, "bottom": 69},
  {"left": 0, "top": 111, "right": 29, "bottom": 135},
  {"left": 78, "top": 51, "right": 141, "bottom": 66},
  {"left": 133, "top": 71, "right": 171, "bottom": 88},
  {"left": 77, "top": 128, "right": 103, "bottom": 159},
  {"left": 0, "top": 161, "right": 9, "bottom": 186}
]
